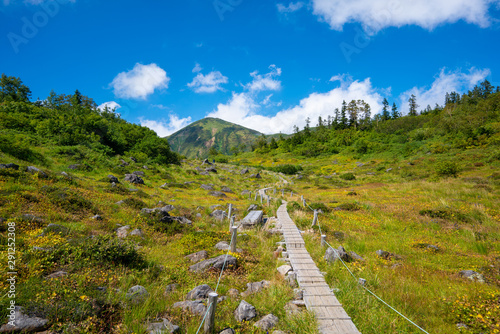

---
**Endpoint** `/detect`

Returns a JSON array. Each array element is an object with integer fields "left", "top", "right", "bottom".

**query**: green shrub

[
  {"left": 339, "top": 173, "right": 356, "bottom": 180},
  {"left": 287, "top": 201, "right": 302, "bottom": 213},
  {"left": 309, "top": 202, "right": 330, "bottom": 213},
  {"left": 435, "top": 161, "right": 459, "bottom": 177},
  {"left": 270, "top": 164, "right": 303, "bottom": 175}
]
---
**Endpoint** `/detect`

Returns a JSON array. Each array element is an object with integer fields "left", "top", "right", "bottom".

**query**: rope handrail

[
  {"left": 195, "top": 224, "right": 237, "bottom": 334},
  {"left": 290, "top": 192, "right": 430, "bottom": 334}
]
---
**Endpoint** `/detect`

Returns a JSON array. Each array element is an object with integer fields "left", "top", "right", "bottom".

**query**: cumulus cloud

[
  {"left": 111, "top": 63, "right": 170, "bottom": 99},
  {"left": 192, "top": 63, "right": 203, "bottom": 73},
  {"left": 277, "top": 2, "right": 305, "bottom": 13},
  {"left": 188, "top": 71, "right": 228, "bottom": 93},
  {"left": 98, "top": 101, "right": 121, "bottom": 111},
  {"left": 140, "top": 114, "right": 193, "bottom": 137},
  {"left": 245, "top": 65, "right": 282, "bottom": 92},
  {"left": 311, "top": 0, "right": 500, "bottom": 32},
  {"left": 399, "top": 67, "right": 490, "bottom": 114},
  {"left": 208, "top": 77, "right": 383, "bottom": 134}
]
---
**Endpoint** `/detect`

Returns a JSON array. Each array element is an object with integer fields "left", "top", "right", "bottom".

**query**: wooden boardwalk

[{"left": 277, "top": 204, "right": 361, "bottom": 334}]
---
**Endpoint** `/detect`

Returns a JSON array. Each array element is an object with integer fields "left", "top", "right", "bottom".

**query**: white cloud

[
  {"left": 188, "top": 71, "right": 228, "bottom": 93},
  {"left": 277, "top": 2, "right": 305, "bottom": 13},
  {"left": 208, "top": 77, "right": 383, "bottom": 134},
  {"left": 399, "top": 67, "right": 490, "bottom": 114},
  {"left": 140, "top": 114, "right": 193, "bottom": 137},
  {"left": 311, "top": 0, "right": 500, "bottom": 32},
  {"left": 111, "top": 63, "right": 170, "bottom": 99},
  {"left": 245, "top": 64, "right": 282, "bottom": 92},
  {"left": 192, "top": 63, "right": 203, "bottom": 73},
  {"left": 98, "top": 101, "right": 121, "bottom": 111}
]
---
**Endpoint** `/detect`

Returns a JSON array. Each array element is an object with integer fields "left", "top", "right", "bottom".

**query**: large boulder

[
  {"left": 189, "top": 255, "right": 237, "bottom": 273},
  {"left": 116, "top": 225, "right": 130, "bottom": 238},
  {"left": 0, "top": 306, "right": 49, "bottom": 333},
  {"left": 146, "top": 318, "right": 179, "bottom": 334},
  {"left": 209, "top": 191, "right": 227, "bottom": 198},
  {"left": 26, "top": 166, "right": 47, "bottom": 178},
  {"left": 0, "top": 163, "right": 19, "bottom": 170},
  {"left": 277, "top": 265, "right": 292, "bottom": 277},
  {"left": 172, "top": 300, "right": 207, "bottom": 316},
  {"left": 185, "top": 250, "right": 209, "bottom": 263},
  {"left": 240, "top": 168, "right": 249, "bottom": 175},
  {"left": 325, "top": 246, "right": 351, "bottom": 263},
  {"left": 459, "top": 270, "right": 485, "bottom": 283},
  {"left": 254, "top": 314, "right": 279, "bottom": 331},
  {"left": 186, "top": 284, "right": 213, "bottom": 300},
  {"left": 234, "top": 300, "right": 257, "bottom": 322},
  {"left": 205, "top": 167, "right": 218, "bottom": 174},
  {"left": 221, "top": 186, "right": 233, "bottom": 193},
  {"left": 241, "top": 280, "right": 270, "bottom": 297},
  {"left": 210, "top": 210, "right": 226, "bottom": 221},
  {"left": 124, "top": 174, "right": 144, "bottom": 185},
  {"left": 126, "top": 285, "right": 149, "bottom": 304},
  {"left": 201, "top": 184, "right": 214, "bottom": 191}
]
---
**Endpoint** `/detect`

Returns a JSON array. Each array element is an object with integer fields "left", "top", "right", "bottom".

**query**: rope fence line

[
  {"left": 291, "top": 191, "right": 430, "bottom": 334},
  {"left": 195, "top": 207, "right": 238, "bottom": 334}
]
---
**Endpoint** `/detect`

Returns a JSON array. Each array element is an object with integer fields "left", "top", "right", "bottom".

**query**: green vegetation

[{"left": 1, "top": 74, "right": 499, "bottom": 333}]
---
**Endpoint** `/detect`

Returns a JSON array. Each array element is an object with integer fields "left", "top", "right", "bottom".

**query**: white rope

[
  {"left": 298, "top": 194, "right": 430, "bottom": 334},
  {"left": 195, "top": 225, "right": 237, "bottom": 334}
]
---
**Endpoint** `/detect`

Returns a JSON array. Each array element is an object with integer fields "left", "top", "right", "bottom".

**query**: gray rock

[
  {"left": 241, "top": 190, "right": 251, "bottom": 195},
  {"left": 20, "top": 214, "right": 44, "bottom": 223},
  {"left": 209, "top": 191, "right": 227, "bottom": 198},
  {"left": 210, "top": 210, "right": 226, "bottom": 221},
  {"left": 202, "top": 159, "right": 213, "bottom": 165},
  {"left": 189, "top": 255, "right": 237, "bottom": 273},
  {"left": 277, "top": 265, "right": 292, "bottom": 277},
  {"left": 124, "top": 174, "right": 144, "bottom": 185},
  {"left": 221, "top": 186, "right": 233, "bottom": 193},
  {"left": 185, "top": 250, "right": 209, "bottom": 263},
  {"left": 240, "top": 168, "right": 249, "bottom": 175},
  {"left": 146, "top": 318, "right": 180, "bottom": 334},
  {"left": 325, "top": 246, "right": 351, "bottom": 263},
  {"left": 186, "top": 284, "right": 213, "bottom": 300},
  {"left": 219, "top": 328, "right": 235, "bottom": 334},
  {"left": 241, "top": 210, "right": 263, "bottom": 228},
  {"left": 130, "top": 157, "right": 137, "bottom": 162},
  {"left": 201, "top": 184, "right": 214, "bottom": 191},
  {"left": 0, "top": 163, "right": 19, "bottom": 170},
  {"left": 116, "top": 225, "right": 130, "bottom": 238},
  {"left": 199, "top": 171, "right": 210, "bottom": 176},
  {"left": 45, "top": 271, "right": 68, "bottom": 279},
  {"left": 205, "top": 167, "right": 218, "bottom": 174},
  {"left": 143, "top": 165, "right": 149, "bottom": 170},
  {"left": 249, "top": 173, "right": 262, "bottom": 179},
  {"left": 386, "top": 168, "right": 393, "bottom": 172},
  {"left": 115, "top": 200, "right": 125, "bottom": 205},
  {"left": 26, "top": 166, "right": 47, "bottom": 178},
  {"left": 41, "top": 223, "right": 70, "bottom": 236},
  {"left": 358, "top": 278, "right": 367, "bottom": 286},
  {"left": 227, "top": 288, "right": 240, "bottom": 298},
  {"left": 0, "top": 306, "right": 49, "bottom": 333},
  {"left": 427, "top": 245, "right": 440, "bottom": 252},
  {"left": 285, "top": 272, "right": 298, "bottom": 288},
  {"left": 459, "top": 270, "right": 485, "bottom": 283},
  {"left": 164, "top": 284, "right": 180, "bottom": 296},
  {"left": 215, "top": 241, "right": 230, "bottom": 250},
  {"left": 130, "top": 228, "right": 144, "bottom": 237},
  {"left": 376, "top": 250, "right": 391, "bottom": 259},
  {"left": 108, "top": 174, "right": 120, "bottom": 184},
  {"left": 294, "top": 288, "right": 304, "bottom": 300},
  {"left": 172, "top": 300, "right": 207, "bottom": 315},
  {"left": 285, "top": 302, "right": 302, "bottom": 315},
  {"left": 242, "top": 280, "right": 270, "bottom": 297},
  {"left": 91, "top": 214, "right": 103, "bottom": 220},
  {"left": 348, "top": 251, "right": 365, "bottom": 262},
  {"left": 234, "top": 300, "right": 257, "bottom": 322},
  {"left": 254, "top": 314, "right": 278, "bottom": 331},
  {"left": 126, "top": 285, "right": 149, "bottom": 304},
  {"left": 133, "top": 171, "right": 145, "bottom": 176}
]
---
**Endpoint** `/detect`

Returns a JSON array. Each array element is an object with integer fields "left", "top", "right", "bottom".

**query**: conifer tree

[
  {"left": 382, "top": 98, "right": 390, "bottom": 120},
  {"left": 391, "top": 103, "right": 399, "bottom": 119},
  {"left": 408, "top": 94, "right": 418, "bottom": 116}
]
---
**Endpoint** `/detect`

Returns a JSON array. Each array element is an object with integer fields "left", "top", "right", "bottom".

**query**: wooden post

[
  {"left": 291, "top": 191, "right": 293, "bottom": 197},
  {"left": 249, "top": 191, "right": 252, "bottom": 199},
  {"left": 273, "top": 188, "right": 276, "bottom": 195},
  {"left": 230, "top": 226, "right": 238, "bottom": 253},
  {"left": 204, "top": 292, "right": 218, "bottom": 334},
  {"left": 281, "top": 189, "right": 284, "bottom": 196},
  {"left": 267, "top": 196, "right": 270, "bottom": 206},
  {"left": 230, "top": 216, "right": 234, "bottom": 231},
  {"left": 303, "top": 199, "right": 306, "bottom": 208},
  {"left": 260, "top": 195, "right": 263, "bottom": 204},
  {"left": 254, "top": 193, "right": 258, "bottom": 201},
  {"left": 321, "top": 235, "right": 326, "bottom": 247},
  {"left": 228, "top": 204, "right": 232, "bottom": 222},
  {"left": 312, "top": 210, "right": 318, "bottom": 226}
]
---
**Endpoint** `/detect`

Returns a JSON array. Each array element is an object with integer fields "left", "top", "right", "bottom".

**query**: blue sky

[{"left": 1, "top": 0, "right": 500, "bottom": 135}]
